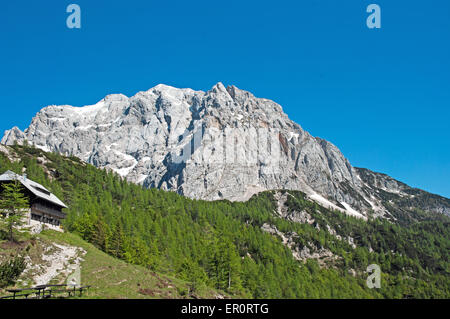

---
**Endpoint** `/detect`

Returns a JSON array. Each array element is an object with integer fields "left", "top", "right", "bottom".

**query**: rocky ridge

[{"left": 2, "top": 83, "right": 449, "bottom": 219}]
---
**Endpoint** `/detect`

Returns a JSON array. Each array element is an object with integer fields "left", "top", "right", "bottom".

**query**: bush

[
  {"left": 0, "top": 255, "right": 26, "bottom": 288},
  {"left": 0, "top": 227, "right": 8, "bottom": 241}
]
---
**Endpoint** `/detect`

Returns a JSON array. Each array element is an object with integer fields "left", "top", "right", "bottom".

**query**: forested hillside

[{"left": 0, "top": 144, "right": 449, "bottom": 298}]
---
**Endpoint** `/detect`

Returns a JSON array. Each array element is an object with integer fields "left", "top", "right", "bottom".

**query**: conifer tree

[{"left": 0, "top": 180, "right": 29, "bottom": 241}]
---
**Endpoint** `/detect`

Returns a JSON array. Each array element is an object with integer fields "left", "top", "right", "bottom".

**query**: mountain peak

[
  {"left": 103, "top": 93, "right": 129, "bottom": 102},
  {"left": 1, "top": 126, "right": 26, "bottom": 145},
  {"left": 2, "top": 83, "right": 448, "bottom": 220},
  {"left": 211, "top": 82, "right": 227, "bottom": 93}
]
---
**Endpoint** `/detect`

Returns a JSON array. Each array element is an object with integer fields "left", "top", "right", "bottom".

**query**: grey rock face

[
  {"left": 261, "top": 223, "right": 337, "bottom": 266},
  {"left": 2, "top": 126, "right": 26, "bottom": 145},
  {"left": 2, "top": 83, "right": 448, "bottom": 219},
  {"left": 273, "top": 191, "right": 315, "bottom": 224}
]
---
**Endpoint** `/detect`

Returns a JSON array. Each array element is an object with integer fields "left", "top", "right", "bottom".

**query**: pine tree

[
  {"left": 0, "top": 180, "right": 29, "bottom": 241},
  {"left": 107, "top": 219, "right": 125, "bottom": 259},
  {"left": 92, "top": 214, "right": 109, "bottom": 251}
]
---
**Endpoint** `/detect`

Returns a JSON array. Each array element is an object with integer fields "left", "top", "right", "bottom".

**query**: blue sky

[{"left": 0, "top": 1, "right": 449, "bottom": 197}]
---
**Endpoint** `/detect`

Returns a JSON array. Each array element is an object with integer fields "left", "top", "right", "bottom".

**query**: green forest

[{"left": 0, "top": 144, "right": 449, "bottom": 298}]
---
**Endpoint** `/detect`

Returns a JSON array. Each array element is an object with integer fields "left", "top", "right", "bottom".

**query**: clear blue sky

[{"left": 0, "top": 1, "right": 449, "bottom": 197}]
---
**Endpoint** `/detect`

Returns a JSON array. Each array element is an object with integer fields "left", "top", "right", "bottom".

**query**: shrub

[{"left": 0, "top": 255, "right": 26, "bottom": 288}]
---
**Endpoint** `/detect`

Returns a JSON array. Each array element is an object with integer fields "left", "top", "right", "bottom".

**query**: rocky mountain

[{"left": 2, "top": 83, "right": 449, "bottom": 220}]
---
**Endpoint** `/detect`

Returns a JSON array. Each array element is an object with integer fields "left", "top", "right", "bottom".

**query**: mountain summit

[{"left": 2, "top": 83, "right": 449, "bottom": 220}]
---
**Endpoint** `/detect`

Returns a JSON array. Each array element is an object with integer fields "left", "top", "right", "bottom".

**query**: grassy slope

[
  {"left": 1, "top": 144, "right": 448, "bottom": 299},
  {"left": 1, "top": 230, "right": 224, "bottom": 299},
  {"left": 40, "top": 230, "right": 226, "bottom": 299}
]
